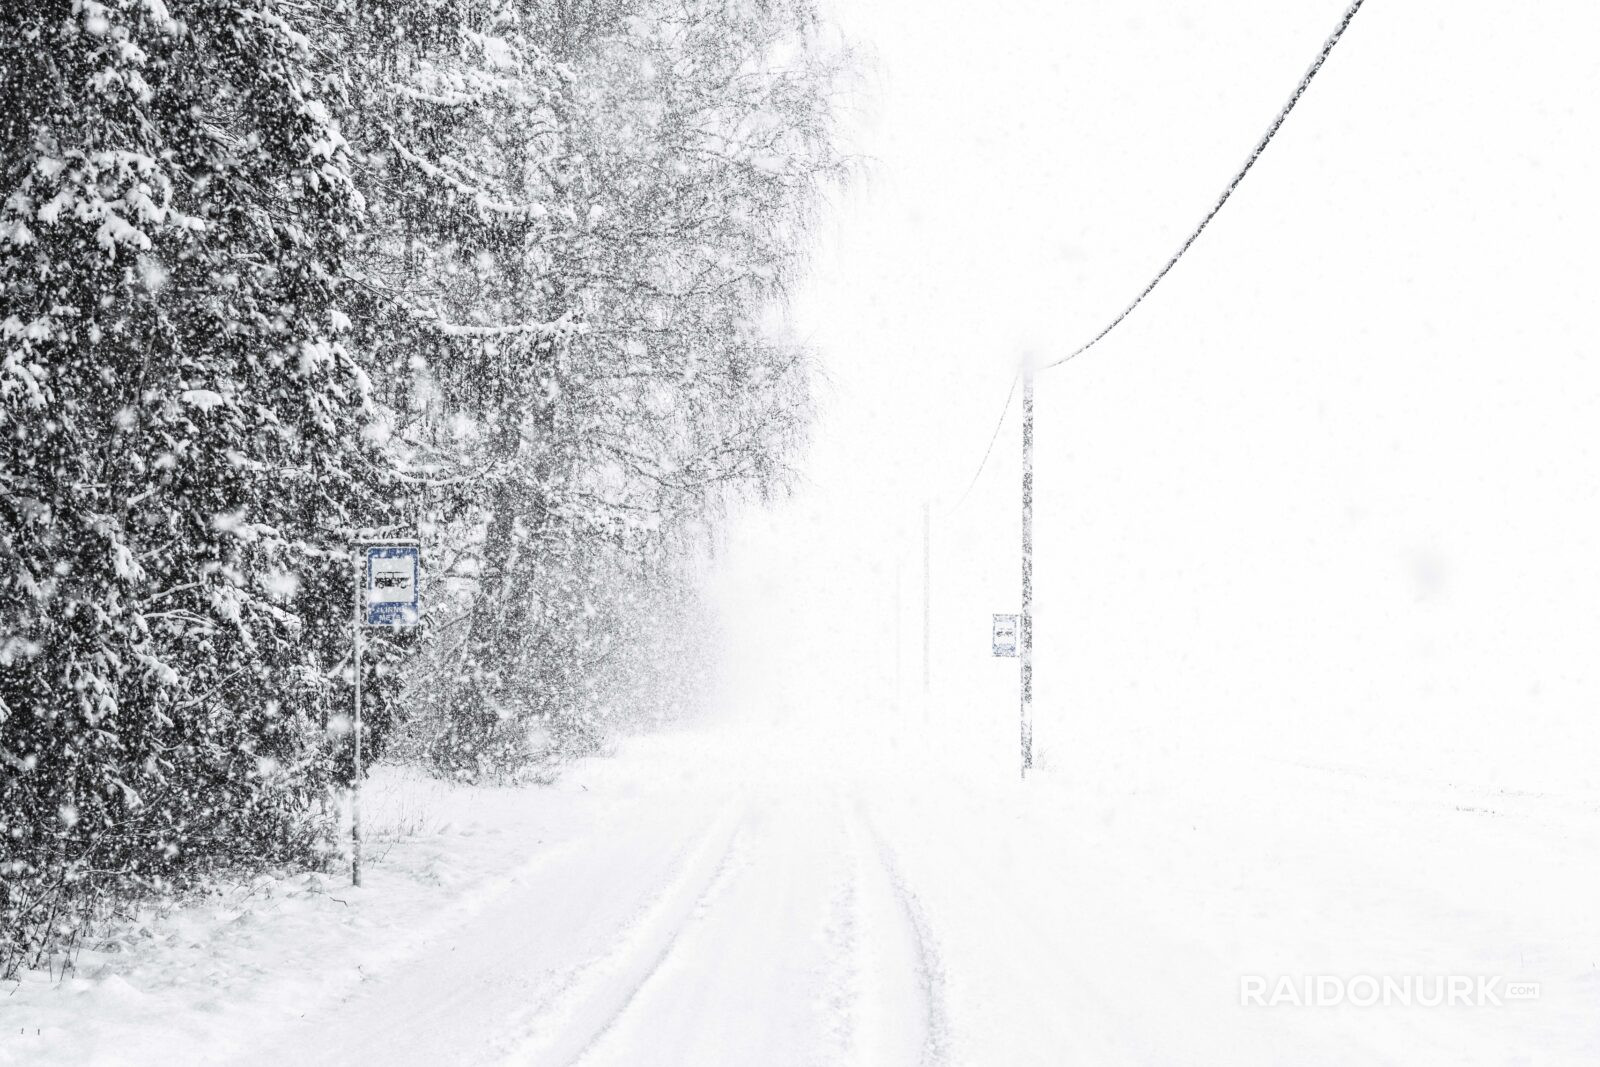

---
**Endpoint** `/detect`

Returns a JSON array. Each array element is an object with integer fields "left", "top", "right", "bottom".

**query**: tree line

[{"left": 0, "top": 0, "right": 843, "bottom": 977}]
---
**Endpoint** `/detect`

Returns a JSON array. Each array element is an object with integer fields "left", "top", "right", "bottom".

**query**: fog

[{"left": 711, "top": 0, "right": 1600, "bottom": 792}]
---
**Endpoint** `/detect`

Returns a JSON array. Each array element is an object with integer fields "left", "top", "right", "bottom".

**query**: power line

[
  {"left": 936, "top": 0, "right": 1366, "bottom": 512},
  {"left": 942, "top": 369, "right": 1019, "bottom": 515},
  {"left": 1040, "top": 0, "right": 1368, "bottom": 371}
]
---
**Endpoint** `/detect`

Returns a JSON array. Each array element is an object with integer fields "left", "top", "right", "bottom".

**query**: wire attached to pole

[
  {"left": 943, "top": 370, "right": 1021, "bottom": 516},
  {"left": 1040, "top": 0, "right": 1367, "bottom": 371},
  {"left": 935, "top": 1, "right": 1366, "bottom": 514}
]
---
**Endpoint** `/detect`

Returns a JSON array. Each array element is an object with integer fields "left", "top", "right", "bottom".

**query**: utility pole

[
  {"left": 922, "top": 501, "right": 931, "bottom": 703},
  {"left": 1020, "top": 371, "right": 1034, "bottom": 777}
]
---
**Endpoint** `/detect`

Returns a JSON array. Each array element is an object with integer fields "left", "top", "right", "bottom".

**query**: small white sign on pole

[{"left": 992, "top": 613, "right": 1019, "bottom": 657}]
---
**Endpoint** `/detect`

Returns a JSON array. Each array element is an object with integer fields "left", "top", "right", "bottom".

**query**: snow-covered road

[
  {"left": 238, "top": 744, "right": 948, "bottom": 1067},
  {"left": 6, "top": 721, "right": 1597, "bottom": 1065}
]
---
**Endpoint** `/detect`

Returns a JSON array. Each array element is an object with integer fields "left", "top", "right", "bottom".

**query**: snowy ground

[{"left": 4, "top": 717, "right": 1596, "bottom": 1066}]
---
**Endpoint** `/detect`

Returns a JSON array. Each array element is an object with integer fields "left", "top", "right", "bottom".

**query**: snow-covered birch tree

[{"left": 318, "top": 0, "right": 845, "bottom": 775}]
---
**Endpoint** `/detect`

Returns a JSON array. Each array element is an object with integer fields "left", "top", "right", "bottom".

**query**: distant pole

[
  {"left": 922, "top": 501, "right": 931, "bottom": 703},
  {"left": 894, "top": 557, "right": 903, "bottom": 712},
  {"left": 1020, "top": 370, "right": 1034, "bottom": 777},
  {"left": 351, "top": 548, "right": 364, "bottom": 887}
]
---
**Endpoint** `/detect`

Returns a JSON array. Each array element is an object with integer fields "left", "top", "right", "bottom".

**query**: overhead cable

[
  {"left": 943, "top": 370, "right": 1020, "bottom": 515},
  {"left": 1040, "top": 0, "right": 1368, "bottom": 371}
]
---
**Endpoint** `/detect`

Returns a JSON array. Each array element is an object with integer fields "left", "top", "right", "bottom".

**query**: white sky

[{"left": 710, "top": 0, "right": 1600, "bottom": 791}]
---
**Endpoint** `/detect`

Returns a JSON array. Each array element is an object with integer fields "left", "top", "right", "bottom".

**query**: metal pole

[
  {"left": 1020, "top": 370, "right": 1034, "bottom": 777},
  {"left": 922, "top": 501, "right": 931, "bottom": 703},
  {"left": 351, "top": 548, "right": 364, "bottom": 887}
]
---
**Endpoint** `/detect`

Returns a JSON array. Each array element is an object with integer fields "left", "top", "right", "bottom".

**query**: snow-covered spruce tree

[
  {"left": 0, "top": 0, "right": 393, "bottom": 973},
  {"left": 319, "top": 0, "right": 843, "bottom": 777}
]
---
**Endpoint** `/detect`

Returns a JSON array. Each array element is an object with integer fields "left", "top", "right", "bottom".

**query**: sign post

[{"left": 351, "top": 540, "right": 419, "bottom": 886}]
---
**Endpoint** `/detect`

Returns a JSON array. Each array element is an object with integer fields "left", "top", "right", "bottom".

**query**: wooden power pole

[{"left": 1020, "top": 371, "right": 1034, "bottom": 777}]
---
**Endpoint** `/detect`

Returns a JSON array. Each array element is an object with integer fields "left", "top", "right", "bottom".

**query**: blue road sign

[{"left": 364, "top": 545, "right": 420, "bottom": 627}]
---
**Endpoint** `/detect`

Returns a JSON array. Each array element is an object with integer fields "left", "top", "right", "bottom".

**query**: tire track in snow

[
  {"left": 818, "top": 860, "right": 862, "bottom": 1062},
  {"left": 851, "top": 800, "right": 952, "bottom": 1067},
  {"left": 497, "top": 802, "right": 748, "bottom": 1067},
  {"left": 826, "top": 804, "right": 908, "bottom": 1067},
  {"left": 563, "top": 791, "right": 869, "bottom": 1067}
]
